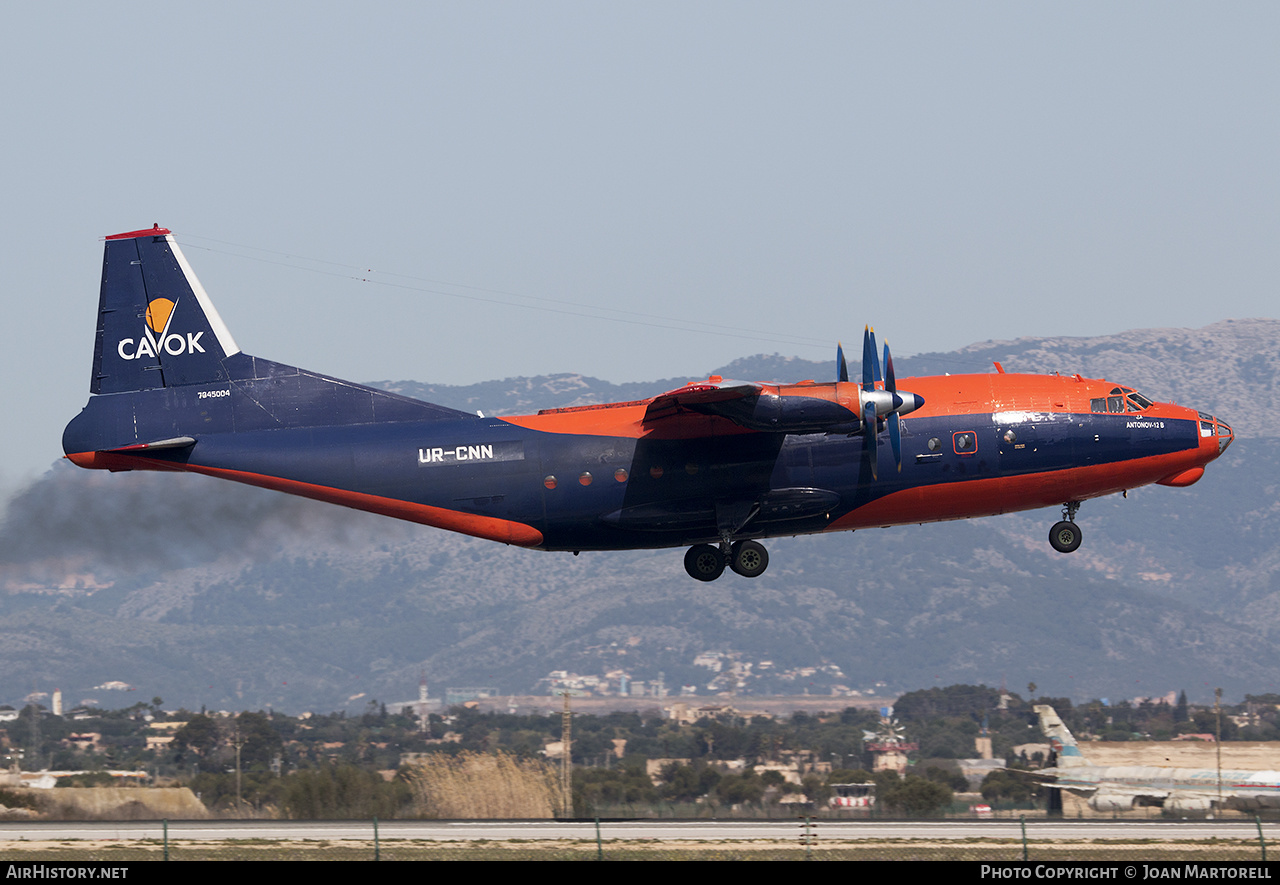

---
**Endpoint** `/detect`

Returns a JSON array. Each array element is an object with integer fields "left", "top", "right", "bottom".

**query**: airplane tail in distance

[
  {"left": 90, "top": 225, "right": 240, "bottom": 394},
  {"left": 1034, "top": 705, "right": 1089, "bottom": 768}
]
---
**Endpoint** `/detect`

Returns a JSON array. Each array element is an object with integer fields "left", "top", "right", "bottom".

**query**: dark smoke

[{"left": 0, "top": 460, "right": 405, "bottom": 574}]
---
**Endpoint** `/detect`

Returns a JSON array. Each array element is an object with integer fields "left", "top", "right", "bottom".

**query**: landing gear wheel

[
  {"left": 1049, "top": 521, "right": 1082, "bottom": 553},
  {"left": 730, "top": 540, "right": 769, "bottom": 578},
  {"left": 684, "top": 544, "right": 726, "bottom": 581}
]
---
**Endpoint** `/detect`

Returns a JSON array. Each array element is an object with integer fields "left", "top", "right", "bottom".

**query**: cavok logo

[{"left": 117, "top": 298, "right": 205, "bottom": 360}]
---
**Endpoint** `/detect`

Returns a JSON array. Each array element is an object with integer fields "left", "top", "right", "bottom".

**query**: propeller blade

[
  {"left": 837, "top": 342, "right": 849, "bottom": 383},
  {"left": 888, "top": 412, "right": 902, "bottom": 473},
  {"left": 883, "top": 342, "right": 896, "bottom": 394},
  {"left": 869, "top": 328, "right": 882, "bottom": 387},
  {"left": 864, "top": 400, "right": 878, "bottom": 480},
  {"left": 861, "top": 327, "right": 879, "bottom": 392}
]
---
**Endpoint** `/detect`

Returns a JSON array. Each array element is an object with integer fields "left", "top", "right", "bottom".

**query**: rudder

[{"left": 1034, "top": 705, "right": 1089, "bottom": 768}]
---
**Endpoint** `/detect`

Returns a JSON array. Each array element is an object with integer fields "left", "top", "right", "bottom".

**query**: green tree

[
  {"left": 980, "top": 770, "right": 1033, "bottom": 804},
  {"left": 236, "top": 712, "right": 284, "bottom": 768},
  {"left": 879, "top": 775, "right": 953, "bottom": 816},
  {"left": 172, "top": 714, "right": 220, "bottom": 759}
]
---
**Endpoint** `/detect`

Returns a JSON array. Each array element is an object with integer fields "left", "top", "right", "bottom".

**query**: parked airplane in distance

[
  {"left": 63, "top": 226, "right": 1234, "bottom": 580},
  {"left": 1033, "top": 705, "right": 1280, "bottom": 813}
]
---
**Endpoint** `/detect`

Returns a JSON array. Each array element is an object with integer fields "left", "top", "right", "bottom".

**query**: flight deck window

[
  {"left": 1091, "top": 398, "right": 1107, "bottom": 413},
  {"left": 1127, "top": 392, "right": 1153, "bottom": 411},
  {"left": 1107, "top": 396, "right": 1125, "bottom": 413}
]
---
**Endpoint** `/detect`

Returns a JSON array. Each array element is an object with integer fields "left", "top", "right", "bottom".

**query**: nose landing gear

[
  {"left": 1048, "top": 501, "right": 1083, "bottom": 553},
  {"left": 683, "top": 540, "right": 771, "bottom": 581}
]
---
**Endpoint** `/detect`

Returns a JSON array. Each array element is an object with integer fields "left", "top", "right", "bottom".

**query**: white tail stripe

[{"left": 167, "top": 235, "right": 240, "bottom": 357}]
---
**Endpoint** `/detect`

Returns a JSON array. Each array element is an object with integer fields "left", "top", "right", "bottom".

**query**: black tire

[
  {"left": 684, "top": 544, "right": 726, "bottom": 581},
  {"left": 1048, "top": 521, "right": 1082, "bottom": 553},
  {"left": 729, "top": 540, "right": 769, "bottom": 578}
]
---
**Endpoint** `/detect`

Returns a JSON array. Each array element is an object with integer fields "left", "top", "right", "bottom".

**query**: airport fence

[{"left": 0, "top": 816, "right": 1276, "bottom": 861}]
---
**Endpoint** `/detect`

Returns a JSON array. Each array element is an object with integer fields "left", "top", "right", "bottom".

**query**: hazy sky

[{"left": 3, "top": 2, "right": 1278, "bottom": 491}]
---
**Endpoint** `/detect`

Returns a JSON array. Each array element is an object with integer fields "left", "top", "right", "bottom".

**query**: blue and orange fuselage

[
  {"left": 62, "top": 227, "right": 1232, "bottom": 575},
  {"left": 64, "top": 360, "right": 1231, "bottom": 551}
]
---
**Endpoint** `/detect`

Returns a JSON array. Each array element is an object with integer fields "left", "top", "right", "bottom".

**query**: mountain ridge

[{"left": 3, "top": 319, "right": 1274, "bottom": 712}]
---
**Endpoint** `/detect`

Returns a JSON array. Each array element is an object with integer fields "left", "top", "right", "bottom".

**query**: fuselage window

[{"left": 953, "top": 431, "right": 976, "bottom": 453}]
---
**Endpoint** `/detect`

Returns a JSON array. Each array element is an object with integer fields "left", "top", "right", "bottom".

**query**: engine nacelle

[
  {"left": 1089, "top": 792, "right": 1136, "bottom": 812},
  {"left": 1164, "top": 793, "right": 1213, "bottom": 813}
]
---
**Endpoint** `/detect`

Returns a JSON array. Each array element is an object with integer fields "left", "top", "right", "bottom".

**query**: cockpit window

[{"left": 1095, "top": 389, "right": 1152, "bottom": 413}]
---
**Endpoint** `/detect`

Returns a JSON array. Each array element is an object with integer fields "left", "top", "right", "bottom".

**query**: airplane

[
  {"left": 1032, "top": 705, "right": 1280, "bottom": 814},
  {"left": 62, "top": 225, "right": 1234, "bottom": 581}
]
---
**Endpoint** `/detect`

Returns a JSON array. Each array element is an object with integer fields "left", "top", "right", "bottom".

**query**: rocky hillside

[
  {"left": 2, "top": 320, "right": 1274, "bottom": 712},
  {"left": 379, "top": 319, "right": 1279, "bottom": 438}
]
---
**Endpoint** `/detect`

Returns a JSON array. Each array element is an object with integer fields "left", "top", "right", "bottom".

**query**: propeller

[
  {"left": 836, "top": 342, "right": 849, "bottom": 383},
  {"left": 856, "top": 326, "right": 925, "bottom": 479}
]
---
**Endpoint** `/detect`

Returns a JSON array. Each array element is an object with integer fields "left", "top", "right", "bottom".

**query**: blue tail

[
  {"left": 90, "top": 225, "right": 240, "bottom": 394},
  {"left": 65, "top": 225, "right": 473, "bottom": 462}
]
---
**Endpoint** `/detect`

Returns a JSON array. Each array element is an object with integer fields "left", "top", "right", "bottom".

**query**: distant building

[{"left": 64, "top": 733, "right": 101, "bottom": 752}]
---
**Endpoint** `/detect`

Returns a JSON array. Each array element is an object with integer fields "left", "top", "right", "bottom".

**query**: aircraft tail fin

[
  {"left": 66, "top": 225, "right": 477, "bottom": 461},
  {"left": 90, "top": 225, "right": 240, "bottom": 394},
  {"left": 1034, "top": 705, "right": 1089, "bottom": 768}
]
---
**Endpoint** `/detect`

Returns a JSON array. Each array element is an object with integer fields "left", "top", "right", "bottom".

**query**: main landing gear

[
  {"left": 684, "top": 540, "right": 770, "bottom": 582},
  {"left": 1048, "top": 501, "right": 1083, "bottom": 554}
]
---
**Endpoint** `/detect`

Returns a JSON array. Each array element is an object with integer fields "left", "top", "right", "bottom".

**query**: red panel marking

[
  {"left": 537, "top": 399, "right": 649, "bottom": 415},
  {"left": 64, "top": 452, "right": 544, "bottom": 547},
  {"left": 105, "top": 224, "right": 171, "bottom": 240}
]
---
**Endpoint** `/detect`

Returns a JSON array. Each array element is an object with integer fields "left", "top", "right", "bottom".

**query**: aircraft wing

[
  {"left": 642, "top": 379, "right": 762, "bottom": 423},
  {"left": 643, "top": 378, "right": 862, "bottom": 434}
]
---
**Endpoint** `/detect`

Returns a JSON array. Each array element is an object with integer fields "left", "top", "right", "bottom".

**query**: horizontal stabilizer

[{"left": 105, "top": 436, "right": 197, "bottom": 452}]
